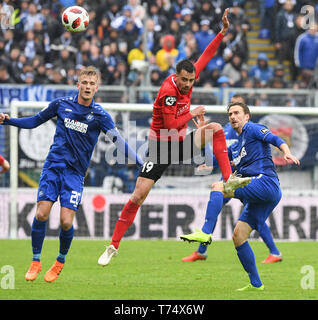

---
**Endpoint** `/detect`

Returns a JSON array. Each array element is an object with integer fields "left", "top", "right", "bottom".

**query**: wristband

[{"left": 0, "top": 155, "right": 4, "bottom": 165}]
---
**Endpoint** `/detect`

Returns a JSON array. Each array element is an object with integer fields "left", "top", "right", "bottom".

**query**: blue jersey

[
  {"left": 38, "top": 95, "right": 115, "bottom": 176},
  {"left": 228, "top": 121, "right": 285, "bottom": 178},
  {"left": 224, "top": 122, "right": 238, "bottom": 146}
]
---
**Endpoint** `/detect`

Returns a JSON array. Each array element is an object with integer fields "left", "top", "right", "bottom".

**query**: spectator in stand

[
  {"left": 194, "top": 20, "right": 216, "bottom": 72},
  {"left": 215, "top": 75, "right": 231, "bottom": 103},
  {"left": 40, "top": 4, "right": 64, "bottom": 42},
  {"left": 179, "top": 8, "right": 193, "bottom": 33},
  {"left": 128, "top": 0, "right": 146, "bottom": 21},
  {"left": 21, "top": 2, "right": 45, "bottom": 32},
  {"left": 111, "top": 5, "right": 143, "bottom": 36},
  {"left": 249, "top": 53, "right": 273, "bottom": 84},
  {"left": 274, "top": 0, "right": 296, "bottom": 64},
  {"left": 98, "top": 44, "right": 117, "bottom": 84},
  {"left": 127, "top": 40, "right": 151, "bottom": 67},
  {"left": 148, "top": 3, "right": 168, "bottom": 35},
  {"left": 170, "top": 0, "right": 188, "bottom": 21},
  {"left": 33, "top": 20, "right": 51, "bottom": 62},
  {"left": 150, "top": 67, "right": 164, "bottom": 86},
  {"left": 221, "top": 53, "right": 247, "bottom": 86},
  {"left": 0, "top": 65, "right": 14, "bottom": 83},
  {"left": 6, "top": 47, "right": 22, "bottom": 83},
  {"left": 97, "top": 15, "right": 111, "bottom": 42},
  {"left": 3, "top": 30, "right": 15, "bottom": 55},
  {"left": 112, "top": 60, "right": 128, "bottom": 87},
  {"left": 50, "top": 31, "right": 77, "bottom": 61},
  {"left": 234, "top": 64, "right": 249, "bottom": 87},
  {"left": 105, "top": 1, "right": 122, "bottom": 24},
  {"left": 176, "top": 30, "right": 200, "bottom": 63},
  {"left": 193, "top": 0, "right": 214, "bottom": 27},
  {"left": 88, "top": 45, "right": 101, "bottom": 68},
  {"left": 49, "top": 68, "right": 66, "bottom": 84},
  {"left": 259, "top": 0, "right": 275, "bottom": 41},
  {"left": 118, "top": 18, "right": 142, "bottom": 53},
  {"left": 294, "top": 22, "right": 318, "bottom": 75},
  {"left": 168, "top": 19, "right": 182, "bottom": 49},
  {"left": 228, "top": 2, "right": 250, "bottom": 32},
  {"left": 35, "top": 63, "right": 50, "bottom": 84},
  {"left": 155, "top": 34, "right": 179, "bottom": 72},
  {"left": 270, "top": 64, "right": 289, "bottom": 88}
]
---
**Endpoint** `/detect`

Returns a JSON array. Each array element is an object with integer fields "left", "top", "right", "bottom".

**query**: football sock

[
  {"left": 259, "top": 223, "right": 280, "bottom": 255},
  {"left": 198, "top": 243, "right": 207, "bottom": 254},
  {"left": 111, "top": 200, "right": 140, "bottom": 249},
  {"left": 236, "top": 241, "right": 263, "bottom": 288},
  {"left": 31, "top": 217, "right": 47, "bottom": 262},
  {"left": 198, "top": 191, "right": 223, "bottom": 254},
  {"left": 202, "top": 191, "right": 223, "bottom": 234},
  {"left": 57, "top": 225, "right": 74, "bottom": 264},
  {"left": 212, "top": 130, "right": 232, "bottom": 181}
]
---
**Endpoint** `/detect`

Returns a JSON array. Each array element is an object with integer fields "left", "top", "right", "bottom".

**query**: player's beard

[{"left": 180, "top": 86, "right": 190, "bottom": 94}]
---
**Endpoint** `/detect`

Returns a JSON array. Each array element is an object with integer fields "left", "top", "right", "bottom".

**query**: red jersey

[{"left": 149, "top": 32, "right": 224, "bottom": 142}]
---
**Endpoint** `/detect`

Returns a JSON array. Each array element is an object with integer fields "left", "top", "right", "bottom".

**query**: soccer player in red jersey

[
  {"left": 98, "top": 9, "right": 250, "bottom": 266},
  {"left": 0, "top": 154, "right": 10, "bottom": 173}
]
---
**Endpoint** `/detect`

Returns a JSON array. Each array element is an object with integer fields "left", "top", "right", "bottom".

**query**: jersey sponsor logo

[
  {"left": 64, "top": 118, "right": 88, "bottom": 133},
  {"left": 260, "top": 128, "right": 269, "bottom": 134},
  {"left": 164, "top": 96, "right": 177, "bottom": 106},
  {"left": 86, "top": 113, "right": 94, "bottom": 121},
  {"left": 232, "top": 146, "right": 247, "bottom": 166},
  {"left": 65, "top": 108, "right": 73, "bottom": 112},
  {"left": 176, "top": 103, "right": 189, "bottom": 116}
]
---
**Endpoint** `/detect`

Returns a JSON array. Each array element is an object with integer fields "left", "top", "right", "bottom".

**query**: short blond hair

[{"left": 78, "top": 66, "right": 101, "bottom": 83}]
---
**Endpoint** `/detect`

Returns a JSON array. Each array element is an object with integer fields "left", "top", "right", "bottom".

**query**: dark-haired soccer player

[
  {"left": 0, "top": 154, "right": 10, "bottom": 173},
  {"left": 98, "top": 9, "right": 251, "bottom": 266},
  {"left": 184, "top": 102, "right": 299, "bottom": 291},
  {"left": 181, "top": 95, "right": 283, "bottom": 264},
  {"left": 0, "top": 66, "right": 142, "bottom": 283}
]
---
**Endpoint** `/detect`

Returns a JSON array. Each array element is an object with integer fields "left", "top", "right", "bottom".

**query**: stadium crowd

[{"left": 0, "top": 0, "right": 317, "bottom": 103}]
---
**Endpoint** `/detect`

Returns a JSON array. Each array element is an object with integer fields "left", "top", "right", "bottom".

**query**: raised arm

[
  {"left": 107, "top": 128, "right": 143, "bottom": 167},
  {"left": 194, "top": 8, "right": 230, "bottom": 77}
]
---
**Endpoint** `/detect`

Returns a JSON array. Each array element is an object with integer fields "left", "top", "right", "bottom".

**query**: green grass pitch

[{"left": 1, "top": 239, "right": 317, "bottom": 300}]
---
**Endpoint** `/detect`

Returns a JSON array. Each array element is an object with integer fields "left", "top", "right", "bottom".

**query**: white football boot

[{"left": 98, "top": 244, "right": 118, "bottom": 266}]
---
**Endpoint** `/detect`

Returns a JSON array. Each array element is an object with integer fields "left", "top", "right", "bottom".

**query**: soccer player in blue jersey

[
  {"left": 183, "top": 101, "right": 300, "bottom": 291},
  {"left": 182, "top": 95, "right": 283, "bottom": 264},
  {"left": 0, "top": 66, "right": 143, "bottom": 283}
]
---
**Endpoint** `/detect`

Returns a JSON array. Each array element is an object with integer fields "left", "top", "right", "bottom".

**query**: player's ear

[{"left": 76, "top": 81, "right": 80, "bottom": 90}]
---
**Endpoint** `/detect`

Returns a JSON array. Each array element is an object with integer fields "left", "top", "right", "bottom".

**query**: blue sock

[
  {"left": 197, "top": 191, "right": 223, "bottom": 254},
  {"left": 31, "top": 217, "right": 47, "bottom": 261},
  {"left": 201, "top": 191, "right": 224, "bottom": 234},
  {"left": 236, "top": 241, "right": 263, "bottom": 288},
  {"left": 57, "top": 226, "right": 74, "bottom": 264},
  {"left": 198, "top": 243, "right": 207, "bottom": 254},
  {"left": 259, "top": 223, "right": 280, "bottom": 255}
]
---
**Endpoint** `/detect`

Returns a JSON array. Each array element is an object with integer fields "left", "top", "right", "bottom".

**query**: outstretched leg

[{"left": 98, "top": 177, "right": 154, "bottom": 266}]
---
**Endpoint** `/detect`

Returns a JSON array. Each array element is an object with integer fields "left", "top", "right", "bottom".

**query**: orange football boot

[
  {"left": 44, "top": 261, "right": 64, "bottom": 282},
  {"left": 182, "top": 251, "right": 207, "bottom": 262},
  {"left": 25, "top": 261, "right": 42, "bottom": 281},
  {"left": 262, "top": 254, "right": 283, "bottom": 263}
]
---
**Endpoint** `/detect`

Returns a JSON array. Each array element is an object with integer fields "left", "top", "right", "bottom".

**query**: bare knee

[
  {"left": 35, "top": 202, "right": 52, "bottom": 221},
  {"left": 130, "top": 178, "right": 154, "bottom": 205},
  {"left": 232, "top": 222, "right": 252, "bottom": 247},
  {"left": 130, "top": 189, "right": 147, "bottom": 205},
  {"left": 60, "top": 219, "right": 73, "bottom": 231}
]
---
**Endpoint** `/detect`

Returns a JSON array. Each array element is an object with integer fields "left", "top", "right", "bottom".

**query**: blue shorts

[
  {"left": 234, "top": 174, "right": 282, "bottom": 232},
  {"left": 37, "top": 161, "right": 84, "bottom": 211}
]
